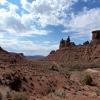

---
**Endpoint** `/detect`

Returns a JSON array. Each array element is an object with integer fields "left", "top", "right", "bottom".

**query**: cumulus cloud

[
  {"left": 0, "top": 0, "right": 7, "bottom": 5},
  {"left": 20, "top": 0, "right": 78, "bottom": 27},
  {"left": 64, "top": 8, "right": 100, "bottom": 40},
  {"left": 0, "top": 5, "right": 49, "bottom": 36},
  {"left": 0, "top": 0, "right": 79, "bottom": 37}
]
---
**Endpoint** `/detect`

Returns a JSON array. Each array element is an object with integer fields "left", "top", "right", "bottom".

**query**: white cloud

[
  {"left": 0, "top": 38, "right": 58, "bottom": 55},
  {"left": 0, "top": 0, "right": 7, "bottom": 5},
  {"left": 20, "top": 0, "right": 78, "bottom": 27},
  {"left": 0, "top": 5, "right": 49, "bottom": 36},
  {"left": 9, "top": 2, "right": 18, "bottom": 12},
  {"left": 64, "top": 8, "right": 100, "bottom": 39},
  {"left": 0, "top": 0, "right": 79, "bottom": 38},
  {"left": 0, "top": 0, "right": 51, "bottom": 55},
  {"left": 21, "top": 0, "right": 32, "bottom": 12}
]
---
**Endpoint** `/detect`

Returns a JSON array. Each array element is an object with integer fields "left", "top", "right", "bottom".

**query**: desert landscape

[
  {"left": 0, "top": 0, "right": 100, "bottom": 100},
  {"left": 0, "top": 30, "right": 100, "bottom": 100}
]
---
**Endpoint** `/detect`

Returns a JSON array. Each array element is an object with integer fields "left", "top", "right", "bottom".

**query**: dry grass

[{"left": 12, "top": 92, "right": 28, "bottom": 100}]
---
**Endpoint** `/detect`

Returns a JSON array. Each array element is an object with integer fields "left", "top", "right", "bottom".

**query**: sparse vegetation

[
  {"left": 9, "top": 77, "right": 22, "bottom": 91},
  {"left": 50, "top": 65, "right": 58, "bottom": 71},
  {"left": 81, "top": 74, "right": 93, "bottom": 85},
  {"left": 12, "top": 92, "right": 28, "bottom": 100},
  {"left": 96, "top": 88, "right": 100, "bottom": 96}
]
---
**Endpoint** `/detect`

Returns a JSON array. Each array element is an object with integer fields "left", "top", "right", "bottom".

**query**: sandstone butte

[{"left": 45, "top": 30, "right": 100, "bottom": 68}]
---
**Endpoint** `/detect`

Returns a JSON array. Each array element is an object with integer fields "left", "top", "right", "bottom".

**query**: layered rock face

[
  {"left": 46, "top": 30, "right": 100, "bottom": 67},
  {"left": 91, "top": 30, "right": 100, "bottom": 44},
  {"left": 0, "top": 47, "right": 25, "bottom": 63}
]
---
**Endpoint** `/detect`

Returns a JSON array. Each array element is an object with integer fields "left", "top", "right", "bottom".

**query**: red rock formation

[
  {"left": 59, "top": 39, "right": 65, "bottom": 49},
  {"left": 59, "top": 36, "right": 72, "bottom": 49},
  {"left": 65, "top": 36, "right": 71, "bottom": 47},
  {"left": 0, "top": 47, "right": 25, "bottom": 63},
  {"left": 46, "top": 30, "right": 100, "bottom": 67},
  {"left": 91, "top": 30, "right": 100, "bottom": 44}
]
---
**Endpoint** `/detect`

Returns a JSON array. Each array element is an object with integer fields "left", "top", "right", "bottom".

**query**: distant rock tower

[
  {"left": 91, "top": 30, "right": 100, "bottom": 44},
  {"left": 59, "top": 36, "right": 72, "bottom": 49},
  {"left": 59, "top": 39, "right": 65, "bottom": 49},
  {"left": 65, "top": 36, "right": 71, "bottom": 47}
]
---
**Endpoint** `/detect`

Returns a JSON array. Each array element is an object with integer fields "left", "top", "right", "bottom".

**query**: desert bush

[
  {"left": 9, "top": 77, "right": 22, "bottom": 91},
  {"left": 50, "top": 65, "right": 59, "bottom": 71},
  {"left": 95, "top": 88, "right": 100, "bottom": 96},
  {"left": 12, "top": 92, "right": 28, "bottom": 100},
  {"left": 81, "top": 74, "right": 93, "bottom": 85}
]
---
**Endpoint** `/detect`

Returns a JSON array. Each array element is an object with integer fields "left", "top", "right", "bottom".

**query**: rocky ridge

[{"left": 46, "top": 30, "right": 100, "bottom": 68}]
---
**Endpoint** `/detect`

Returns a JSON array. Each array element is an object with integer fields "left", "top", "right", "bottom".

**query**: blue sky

[{"left": 0, "top": 0, "right": 100, "bottom": 55}]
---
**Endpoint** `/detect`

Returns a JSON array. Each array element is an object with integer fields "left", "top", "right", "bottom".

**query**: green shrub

[{"left": 81, "top": 74, "right": 93, "bottom": 85}]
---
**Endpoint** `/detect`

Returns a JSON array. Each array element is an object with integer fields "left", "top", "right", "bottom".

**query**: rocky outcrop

[
  {"left": 59, "top": 36, "right": 75, "bottom": 49},
  {"left": 0, "top": 47, "right": 25, "bottom": 63},
  {"left": 91, "top": 30, "right": 100, "bottom": 44},
  {"left": 46, "top": 30, "right": 100, "bottom": 67}
]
